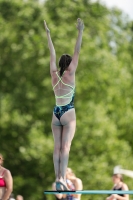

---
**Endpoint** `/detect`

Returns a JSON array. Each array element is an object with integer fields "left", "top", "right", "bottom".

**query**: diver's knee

[
  {"left": 61, "top": 143, "right": 71, "bottom": 154},
  {"left": 54, "top": 145, "right": 61, "bottom": 154}
]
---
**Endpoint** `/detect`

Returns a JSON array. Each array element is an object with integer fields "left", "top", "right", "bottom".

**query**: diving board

[{"left": 44, "top": 190, "right": 133, "bottom": 195}]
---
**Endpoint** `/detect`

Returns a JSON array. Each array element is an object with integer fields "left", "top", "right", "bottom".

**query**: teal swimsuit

[{"left": 53, "top": 72, "right": 75, "bottom": 120}]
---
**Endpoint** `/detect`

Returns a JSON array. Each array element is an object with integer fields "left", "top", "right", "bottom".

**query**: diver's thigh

[
  {"left": 60, "top": 108, "right": 76, "bottom": 126},
  {"left": 51, "top": 114, "right": 63, "bottom": 145},
  {"left": 62, "top": 120, "right": 76, "bottom": 143},
  {"left": 51, "top": 123, "right": 63, "bottom": 146}
]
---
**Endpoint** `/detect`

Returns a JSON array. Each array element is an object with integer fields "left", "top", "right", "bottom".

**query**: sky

[{"left": 100, "top": 0, "right": 133, "bottom": 20}]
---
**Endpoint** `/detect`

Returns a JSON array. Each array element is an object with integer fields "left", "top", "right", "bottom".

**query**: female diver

[{"left": 44, "top": 18, "right": 84, "bottom": 190}]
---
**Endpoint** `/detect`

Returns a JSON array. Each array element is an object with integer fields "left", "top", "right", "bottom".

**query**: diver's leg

[
  {"left": 59, "top": 109, "right": 76, "bottom": 187},
  {"left": 51, "top": 113, "right": 62, "bottom": 181}
]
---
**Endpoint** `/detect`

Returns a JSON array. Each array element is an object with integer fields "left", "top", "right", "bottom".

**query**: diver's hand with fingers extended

[
  {"left": 76, "top": 18, "right": 84, "bottom": 31},
  {"left": 44, "top": 20, "right": 50, "bottom": 33}
]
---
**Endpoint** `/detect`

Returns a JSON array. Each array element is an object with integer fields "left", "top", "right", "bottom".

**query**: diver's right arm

[{"left": 68, "top": 18, "right": 84, "bottom": 73}]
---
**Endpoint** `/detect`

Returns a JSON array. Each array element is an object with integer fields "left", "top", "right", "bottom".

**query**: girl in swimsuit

[
  {"left": 0, "top": 153, "right": 13, "bottom": 200},
  {"left": 52, "top": 168, "right": 83, "bottom": 200},
  {"left": 44, "top": 18, "right": 84, "bottom": 190},
  {"left": 106, "top": 173, "right": 129, "bottom": 200}
]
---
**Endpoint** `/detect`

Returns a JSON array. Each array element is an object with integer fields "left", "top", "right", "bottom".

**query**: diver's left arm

[{"left": 44, "top": 20, "right": 57, "bottom": 75}]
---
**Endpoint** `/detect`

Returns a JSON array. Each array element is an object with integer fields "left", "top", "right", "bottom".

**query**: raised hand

[
  {"left": 76, "top": 18, "right": 84, "bottom": 31},
  {"left": 44, "top": 20, "right": 50, "bottom": 33}
]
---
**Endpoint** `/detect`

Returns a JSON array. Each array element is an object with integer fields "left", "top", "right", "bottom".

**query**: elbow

[
  {"left": 50, "top": 51, "right": 56, "bottom": 57},
  {"left": 75, "top": 49, "right": 80, "bottom": 54},
  {"left": 7, "top": 186, "right": 13, "bottom": 193},
  {"left": 74, "top": 47, "right": 80, "bottom": 55}
]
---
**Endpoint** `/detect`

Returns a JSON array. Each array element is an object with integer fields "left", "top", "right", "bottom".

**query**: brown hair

[
  {"left": 0, "top": 153, "right": 4, "bottom": 166},
  {"left": 113, "top": 174, "right": 123, "bottom": 182},
  {"left": 59, "top": 54, "right": 72, "bottom": 76}
]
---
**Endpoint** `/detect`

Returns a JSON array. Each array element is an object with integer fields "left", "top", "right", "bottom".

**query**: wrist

[{"left": 78, "top": 29, "right": 83, "bottom": 32}]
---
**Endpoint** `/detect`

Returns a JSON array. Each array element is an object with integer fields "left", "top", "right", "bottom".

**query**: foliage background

[{"left": 0, "top": 0, "right": 133, "bottom": 199}]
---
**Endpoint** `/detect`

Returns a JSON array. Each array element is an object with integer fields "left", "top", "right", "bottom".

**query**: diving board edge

[{"left": 44, "top": 190, "right": 133, "bottom": 195}]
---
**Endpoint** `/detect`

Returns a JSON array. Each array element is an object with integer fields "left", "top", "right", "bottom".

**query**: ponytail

[{"left": 59, "top": 54, "right": 72, "bottom": 76}]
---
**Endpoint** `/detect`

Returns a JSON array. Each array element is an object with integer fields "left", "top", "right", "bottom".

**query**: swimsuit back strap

[
  {"left": 55, "top": 89, "right": 74, "bottom": 98},
  {"left": 53, "top": 72, "right": 74, "bottom": 90},
  {"left": 53, "top": 72, "right": 62, "bottom": 90}
]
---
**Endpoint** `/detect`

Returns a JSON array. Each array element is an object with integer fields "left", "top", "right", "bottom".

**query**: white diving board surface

[{"left": 44, "top": 190, "right": 133, "bottom": 195}]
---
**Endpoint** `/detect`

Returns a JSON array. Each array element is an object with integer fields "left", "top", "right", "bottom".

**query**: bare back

[{"left": 52, "top": 70, "right": 75, "bottom": 106}]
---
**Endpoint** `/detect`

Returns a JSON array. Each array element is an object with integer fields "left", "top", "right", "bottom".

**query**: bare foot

[{"left": 58, "top": 179, "right": 69, "bottom": 191}]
